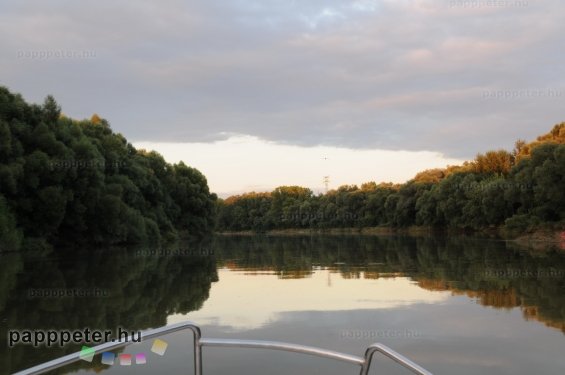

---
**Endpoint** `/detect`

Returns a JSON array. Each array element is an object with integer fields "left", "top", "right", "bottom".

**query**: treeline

[
  {"left": 0, "top": 87, "right": 216, "bottom": 251},
  {"left": 217, "top": 124, "right": 565, "bottom": 232}
]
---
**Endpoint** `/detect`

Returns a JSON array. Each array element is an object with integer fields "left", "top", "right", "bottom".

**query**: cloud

[{"left": 1, "top": 0, "right": 564, "bottom": 158}]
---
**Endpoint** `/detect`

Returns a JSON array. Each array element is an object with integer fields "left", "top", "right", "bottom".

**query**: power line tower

[{"left": 322, "top": 156, "right": 330, "bottom": 193}]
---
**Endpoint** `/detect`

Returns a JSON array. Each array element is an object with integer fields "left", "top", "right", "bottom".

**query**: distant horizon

[{"left": 134, "top": 135, "right": 466, "bottom": 198}]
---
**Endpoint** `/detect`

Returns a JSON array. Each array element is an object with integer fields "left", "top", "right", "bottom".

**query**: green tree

[{"left": 42, "top": 95, "right": 61, "bottom": 124}]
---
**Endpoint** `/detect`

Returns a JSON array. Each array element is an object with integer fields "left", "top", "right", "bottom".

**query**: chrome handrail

[
  {"left": 12, "top": 321, "right": 433, "bottom": 375},
  {"left": 200, "top": 338, "right": 365, "bottom": 365}
]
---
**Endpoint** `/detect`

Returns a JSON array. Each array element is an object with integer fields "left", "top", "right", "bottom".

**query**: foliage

[
  {"left": 0, "top": 87, "right": 216, "bottom": 248},
  {"left": 0, "top": 194, "right": 22, "bottom": 251}
]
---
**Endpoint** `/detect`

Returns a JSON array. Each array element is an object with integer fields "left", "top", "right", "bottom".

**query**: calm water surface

[{"left": 1, "top": 235, "right": 565, "bottom": 374}]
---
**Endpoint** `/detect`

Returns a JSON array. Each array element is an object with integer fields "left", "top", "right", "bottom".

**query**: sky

[{"left": 2, "top": 0, "right": 564, "bottom": 196}]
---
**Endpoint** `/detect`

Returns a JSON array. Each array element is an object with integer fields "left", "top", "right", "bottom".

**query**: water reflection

[
  {"left": 210, "top": 235, "right": 565, "bottom": 333},
  {"left": 0, "top": 242, "right": 217, "bottom": 374},
  {"left": 1, "top": 235, "right": 564, "bottom": 374},
  {"left": 181, "top": 267, "right": 451, "bottom": 331}
]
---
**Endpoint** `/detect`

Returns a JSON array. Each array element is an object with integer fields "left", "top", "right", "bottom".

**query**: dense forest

[
  {"left": 0, "top": 87, "right": 216, "bottom": 251},
  {"left": 1, "top": 85, "right": 563, "bottom": 248},
  {"left": 217, "top": 124, "right": 565, "bottom": 233}
]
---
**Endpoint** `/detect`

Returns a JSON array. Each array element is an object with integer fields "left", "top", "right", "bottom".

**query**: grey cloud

[{"left": 1, "top": 0, "right": 564, "bottom": 158}]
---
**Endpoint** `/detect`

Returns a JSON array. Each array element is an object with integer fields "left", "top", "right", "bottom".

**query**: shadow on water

[{"left": 0, "top": 239, "right": 218, "bottom": 374}]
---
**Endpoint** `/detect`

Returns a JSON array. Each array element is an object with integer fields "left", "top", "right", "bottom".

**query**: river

[{"left": 1, "top": 235, "right": 565, "bottom": 374}]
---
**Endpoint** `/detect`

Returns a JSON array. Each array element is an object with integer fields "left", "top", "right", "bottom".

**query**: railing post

[
  {"left": 190, "top": 325, "right": 203, "bottom": 375},
  {"left": 360, "top": 344, "right": 433, "bottom": 375},
  {"left": 359, "top": 346, "right": 373, "bottom": 375}
]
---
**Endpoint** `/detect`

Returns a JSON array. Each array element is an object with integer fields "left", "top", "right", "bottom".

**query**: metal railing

[{"left": 13, "top": 321, "right": 433, "bottom": 375}]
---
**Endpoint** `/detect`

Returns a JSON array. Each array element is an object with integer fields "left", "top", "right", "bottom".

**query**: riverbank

[
  {"left": 512, "top": 229, "right": 565, "bottom": 251},
  {"left": 217, "top": 226, "right": 565, "bottom": 250},
  {"left": 217, "top": 226, "right": 435, "bottom": 236}
]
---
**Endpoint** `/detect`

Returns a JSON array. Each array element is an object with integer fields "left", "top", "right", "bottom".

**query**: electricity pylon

[{"left": 323, "top": 176, "right": 330, "bottom": 193}]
